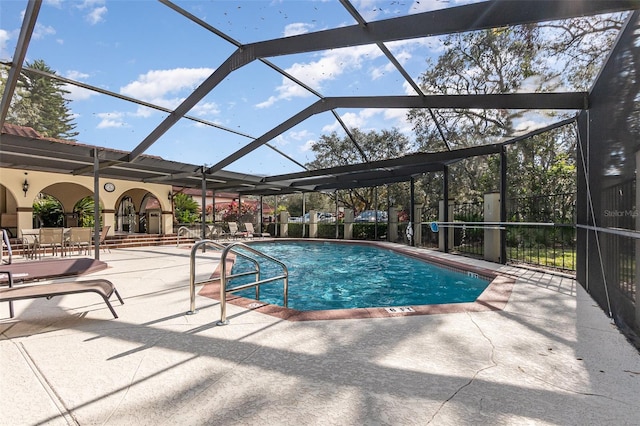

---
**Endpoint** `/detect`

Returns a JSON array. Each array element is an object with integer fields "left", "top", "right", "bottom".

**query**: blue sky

[{"left": 0, "top": 0, "right": 479, "bottom": 176}]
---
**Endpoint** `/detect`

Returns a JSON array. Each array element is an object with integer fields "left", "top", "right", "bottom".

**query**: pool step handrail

[
  {"left": 218, "top": 241, "right": 288, "bottom": 325},
  {"left": 188, "top": 240, "right": 259, "bottom": 314},
  {"left": 177, "top": 226, "right": 202, "bottom": 246},
  {"left": 187, "top": 240, "right": 288, "bottom": 326}
]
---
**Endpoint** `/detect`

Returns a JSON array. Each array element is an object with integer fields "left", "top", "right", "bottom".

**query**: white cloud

[
  {"left": 74, "top": 1, "right": 107, "bottom": 25},
  {"left": 408, "top": 0, "right": 484, "bottom": 14},
  {"left": 284, "top": 22, "right": 315, "bottom": 37},
  {"left": 0, "top": 29, "right": 9, "bottom": 58},
  {"left": 321, "top": 108, "right": 412, "bottom": 137},
  {"left": 383, "top": 108, "right": 413, "bottom": 134},
  {"left": 322, "top": 111, "right": 369, "bottom": 133},
  {"left": 273, "top": 134, "right": 288, "bottom": 147},
  {"left": 255, "top": 96, "right": 277, "bottom": 109},
  {"left": 76, "top": 0, "right": 105, "bottom": 10},
  {"left": 66, "top": 70, "right": 89, "bottom": 80},
  {"left": 300, "top": 139, "right": 316, "bottom": 152},
  {"left": 257, "top": 44, "right": 382, "bottom": 108},
  {"left": 193, "top": 101, "right": 221, "bottom": 117},
  {"left": 32, "top": 23, "right": 56, "bottom": 40},
  {"left": 352, "top": 0, "right": 382, "bottom": 21},
  {"left": 86, "top": 6, "right": 107, "bottom": 25},
  {"left": 96, "top": 111, "right": 126, "bottom": 128},
  {"left": 132, "top": 106, "right": 154, "bottom": 118},
  {"left": 403, "top": 80, "right": 419, "bottom": 95},
  {"left": 371, "top": 62, "right": 397, "bottom": 80},
  {"left": 289, "top": 129, "right": 312, "bottom": 141},
  {"left": 63, "top": 85, "right": 94, "bottom": 101},
  {"left": 62, "top": 70, "right": 94, "bottom": 101},
  {"left": 120, "top": 68, "right": 214, "bottom": 107}
]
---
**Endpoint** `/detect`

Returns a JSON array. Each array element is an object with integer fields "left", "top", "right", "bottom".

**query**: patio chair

[
  {"left": 67, "top": 227, "right": 92, "bottom": 255},
  {"left": 227, "top": 222, "right": 247, "bottom": 239},
  {"left": 1, "top": 229, "right": 12, "bottom": 265},
  {"left": 38, "top": 228, "right": 64, "bottom": 258},
  {"left": 0, "top": 270, "right": 124, "bottom": 319},
  {"left": 205, "top": 225, "right": 219, "bottom": 241},
  {"left": 244, "top": 222, "right": 270, "bottom": 238},
  {"left": 20, "top": 229, "right": 39, "bottom": 259},
  {"left": 206, "top": 225, "right": 227, "bottom": 241},
  {"left": 94, "top": 225, "right": 111, "bottom": 253}
]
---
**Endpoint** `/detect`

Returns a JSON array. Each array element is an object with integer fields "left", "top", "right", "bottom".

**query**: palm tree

[
  {"left": 173, "top": 193, "right": 200, "bottom": 224},
  {"left": 73, "top": 196, "right": 95, "bottom": 227}
]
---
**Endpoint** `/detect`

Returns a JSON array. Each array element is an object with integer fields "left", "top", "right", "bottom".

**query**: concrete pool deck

[{"left": 1, "top": 244, "right": 639, "bottom": 425}]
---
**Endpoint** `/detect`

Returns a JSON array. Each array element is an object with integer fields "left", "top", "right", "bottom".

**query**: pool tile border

[{"left": 199, "top": 239, "right": 515, "bottom": 321}]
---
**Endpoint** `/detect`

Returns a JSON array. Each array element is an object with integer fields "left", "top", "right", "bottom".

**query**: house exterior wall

[{"left": 0, "top": 167, "right": 174, "bottom": 236}]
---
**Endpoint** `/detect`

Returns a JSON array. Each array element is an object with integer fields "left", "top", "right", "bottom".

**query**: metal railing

[
  {"left": 177, "top": 225, "right": 203, "bottom": 246},
  {"left": 187, "top": 240, "right": 288, "bottom": 325}
]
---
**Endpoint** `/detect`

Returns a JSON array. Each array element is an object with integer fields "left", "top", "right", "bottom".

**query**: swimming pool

[{"left": 229, "top": 241, "right": 490, "bottom": 311}]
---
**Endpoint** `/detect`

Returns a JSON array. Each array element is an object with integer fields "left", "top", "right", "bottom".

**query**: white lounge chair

[
  {"left": 244, "top": 222, "right": 270, "bottom": 238},
  {"left": 227, "top": 222, "right": 247, "bottom": 239}
]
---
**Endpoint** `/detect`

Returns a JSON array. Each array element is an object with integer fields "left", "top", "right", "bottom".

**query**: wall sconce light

[
  {"left": 168, "top": 192, "right": 173, "bottom": 201},
  {"left": 22, "top": 173, "right": 29, "bottom": 197}
]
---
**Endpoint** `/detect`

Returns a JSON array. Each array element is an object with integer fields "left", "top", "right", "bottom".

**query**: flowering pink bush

[{"left": 214, "top": 201, "right": 257, "bottom": 222}]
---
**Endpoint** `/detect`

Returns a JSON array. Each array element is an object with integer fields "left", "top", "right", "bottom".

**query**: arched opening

[
  {"left": 116, "top": 196, "right": 136, "bottom": 233},
  {"left": 72, "top": 196, "right": 103, "bottom": 228},
  {"left": 33, "top": 194, "right": 64, "bottom": 228},
  {"left": 0, "top": 184, "right": 19, "bottom": 237},
  {"left": 140, "top": 193, "right": 161, "bottom": 234},
  {"left": 116, "top": 191, "right": 162, "bottom": 234}
]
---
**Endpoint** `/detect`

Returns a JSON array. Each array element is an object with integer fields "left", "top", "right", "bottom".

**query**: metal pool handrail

[
  {"left": 187, "top": 240, "right": 289, "bottom": 326},
  {"left": 177, "top": 226, "right": 202, "bottom": 246},
  {"left": 188, "top": 240, "right": 260, "bottom": 315},
  {"left": 217, "top": 241, "right": 289, "bottom": 326}
]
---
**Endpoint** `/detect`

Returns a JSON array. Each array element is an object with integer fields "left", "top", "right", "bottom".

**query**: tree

[
  {"left": 306, "top": 128, "right": 412, "bottom": 213},
  {"left": 73, "top": 196, "right": 96, "bottom": 227},
  {"left": 541, "top": 15, "right": 626, "bottom": 90},
  {"left": 408, "top": 25, "right": 542, "bottom": 202},
  {"left": 1, "top": 59, "right": 78, "bottom": 139},
  {"left": 407, "top": 16, "right": 623, "bottom": 202},
  {"left": 173, "top": 193, "right": 200, "bottom": 224},
  {"left": 32, "top": 195, "right": 63, "bottom": 227}
]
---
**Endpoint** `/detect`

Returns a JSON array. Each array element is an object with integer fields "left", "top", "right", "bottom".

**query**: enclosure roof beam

[
  {"left": 127, "top": 0, "right": 629, "bottom": 165},
  {"left": 206, "top": 92, "right": 586, "bottom": 174},
  {"left": 0, "top": 0, "right": 41, "bottom": 128}
]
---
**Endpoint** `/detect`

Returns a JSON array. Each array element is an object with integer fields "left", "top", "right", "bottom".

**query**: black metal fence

[
  {"left": 506, "top": 193, "right": 576, "bottom": 272},
  {"left": 601, "top": 179, "right": 636, "bottom": 303},
  {"left": 419, "top": 204, "right": 439, "bottom": 248},
  {"left": 452, "top": 200, "right": 484, "bottom": 257},
  {"left": 416, "top": 193, "right": 577, "bottom": 272}
]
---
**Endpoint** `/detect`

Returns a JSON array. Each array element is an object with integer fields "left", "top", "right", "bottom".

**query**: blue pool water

[{"left": 231, "top": 241, "right": 489, "bottom": 311}]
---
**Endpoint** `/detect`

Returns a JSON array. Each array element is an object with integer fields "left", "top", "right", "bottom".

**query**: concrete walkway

[{"left": 1, "top": 245, "right": 639, "bottom": 425}]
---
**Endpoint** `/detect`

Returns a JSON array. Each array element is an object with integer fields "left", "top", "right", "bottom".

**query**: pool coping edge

[{"left": 198, "top": 239, "right": 515, "bottom": 321}]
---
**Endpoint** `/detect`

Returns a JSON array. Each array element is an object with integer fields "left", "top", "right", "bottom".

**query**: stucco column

[
  {"left": 309, "top": 209, "right": 318, "bottom": 238},
  {"left": 413, "top": 203, "right": 423, "bottom": 247},
  {"left": 343, "top": 209, "right": 354, "bottom": 239},
  {"left": 103, "top": 210, "right": 115, "bottom": 236},
  {"left": 388, "top": 207, "right": 398, "bottom": 242},
  {"left": 484, "top": 192, "right": 501, "bottom": 263},
  {"left": 439, "top": 199, "right": 454, "bottom": 251},
  {"left": 162, "top": 211, "right": 173, "bottom": 234},
  {"left": 17, "top": 208, "right": 33, "bottom": 231},
  {"left": 279, "top": 211, "right": 289, "bottom": 237}
]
